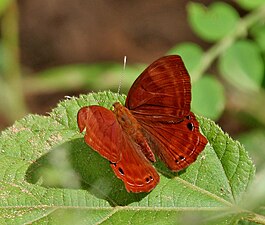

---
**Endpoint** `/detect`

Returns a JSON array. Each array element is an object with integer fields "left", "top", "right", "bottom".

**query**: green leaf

[
  {"left": 0, "top": 91, "right": 257, "bottom": 224},
  {"left": 236, "top": 0, "right": 265, "bottom": 10},
  {"left": 250, "top": 22, "right": 265, "bottom": 53},
  {"left": 237, "top": 129, "right": 265, "bottom": 171},
  {"left": 187, "top": 2, "right": 239, "bottom": 42},
  {"left": 167, "top": 42, "right": 203, "bottom": 81},
  {"left": 219, "top": 40, "right": 264, "bottom": 92},
  {"left": 191, "top": 75, "right": 225, "bottom": 120}
]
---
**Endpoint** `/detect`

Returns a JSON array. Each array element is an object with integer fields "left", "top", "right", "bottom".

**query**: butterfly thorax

[{"left": 113, "top": 102, "right": 156, "bottom": 162}]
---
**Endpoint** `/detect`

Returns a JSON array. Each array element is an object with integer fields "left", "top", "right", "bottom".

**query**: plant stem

[{"left": 247, "top": 212, "right": 265, "bottom": 224}]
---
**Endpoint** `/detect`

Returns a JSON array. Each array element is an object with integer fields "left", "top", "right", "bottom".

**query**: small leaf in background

[
  {"left": 236, "top": 0, "right": 265, "bottom": 10},
  {"left": 219, "top": 40, "right": 264, "bottom": 92},
  {"left": 25, "top": 63, "right": 114, "bottom": 95},
  {"left": 0, "top": 91, "right": 258, "bottom": 224},
  {"left": 167, "top": 42, "right": 203, "bottom": 80},
  {"left": 250, "top": 22, "right": 265, "bottom": 53},
  {"left": 191, "top": 75, "right": 225, "bottom": 120},
  {"left": 28, "top": 63, "right": 145, "bottom": 95},
  {"left": 187, "top": 2, "right": 239, "bottom": 42}
]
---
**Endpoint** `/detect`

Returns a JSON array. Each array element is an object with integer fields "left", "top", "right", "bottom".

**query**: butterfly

[{"left": 77, "top": 55, "right": 208, "bottom": 193}]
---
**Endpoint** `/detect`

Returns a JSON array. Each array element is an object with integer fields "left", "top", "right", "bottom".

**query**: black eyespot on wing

[
  {"left": 186, "top": 115, "right": 191, "bottom": 120},
  {"left": 179, "top": 155, "right": 185, "bottom": 160},
  {"left": 175, "top": 155, "right": 186, "bottom": 164},
  {"left": 118, "top": 167, "right": 124, "bottom": 175},
  {"left": 110, "top": 162, "right": 117, "bottom": 166},
  {"left": 145, "top": 175, "right": 153, "bottom": 183},
  {"left": 187, "top": 122, "right": 194, "bottom": 131}
]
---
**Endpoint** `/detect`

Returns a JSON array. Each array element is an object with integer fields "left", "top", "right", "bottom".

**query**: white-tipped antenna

[{"left": 117, "top": 56, "right": 127, "bottom": 95}]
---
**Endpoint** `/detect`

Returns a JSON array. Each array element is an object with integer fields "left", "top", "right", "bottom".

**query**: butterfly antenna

[{"left": 117, "top": 56, "right": 127, "bottom": 96}]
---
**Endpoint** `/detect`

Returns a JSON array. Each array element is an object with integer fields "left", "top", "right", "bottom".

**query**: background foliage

[{"left": 1, "top": 1, "right": 265, "bottom": 224}]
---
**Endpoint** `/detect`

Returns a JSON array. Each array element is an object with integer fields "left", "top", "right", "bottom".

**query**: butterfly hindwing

[
  {"left": 136, "top": 112, "right": 207, "bottom": 171},
  {"left": 110, "top": 133, "right": 159, "bottom": 192},
  {"left": 77, "top": 105, "right": 159, "bottom": 192},
  {"left": 78, "top": 106, "right": 122, "bottom": 162}
]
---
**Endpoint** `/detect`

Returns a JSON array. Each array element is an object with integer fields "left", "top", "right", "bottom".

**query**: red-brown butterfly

[{"left": 77, "top": 55, "right": 208, "bottom": 193}]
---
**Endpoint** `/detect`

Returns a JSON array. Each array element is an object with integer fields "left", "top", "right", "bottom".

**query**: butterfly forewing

[{"left": 126, "top": 55, "right": 191, "bottom": 120}]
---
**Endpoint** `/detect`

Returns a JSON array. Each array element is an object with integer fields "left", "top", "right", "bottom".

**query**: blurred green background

[{"left": 0, "top": 1, "right": 265, "bottom": 170}]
